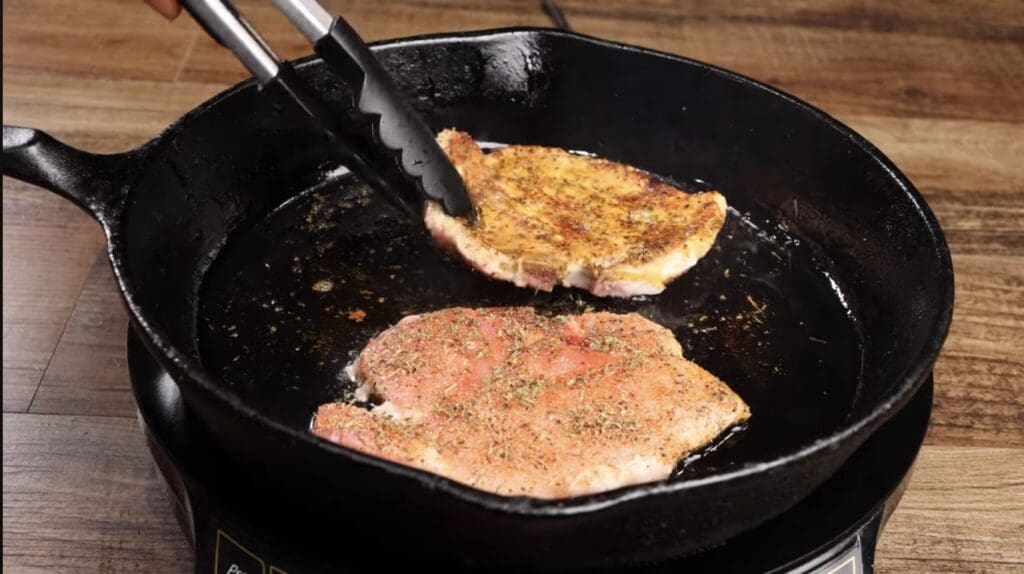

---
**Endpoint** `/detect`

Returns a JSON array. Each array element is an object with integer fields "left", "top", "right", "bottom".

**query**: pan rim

[{"left": 111, "top": 26, "right": 954, "bottom": 516}]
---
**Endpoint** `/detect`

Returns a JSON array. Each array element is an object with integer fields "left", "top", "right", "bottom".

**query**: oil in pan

[{"left": 198, "top": 168, "right": 864, "bottom": 481}]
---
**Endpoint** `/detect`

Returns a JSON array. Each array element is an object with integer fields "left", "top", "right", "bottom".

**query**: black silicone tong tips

[
  {"left": 311, "top": 16, "right": 474, "bottom": 220},
  {"left": 181, "top": 0, "right": 474, "bottom": 221}
]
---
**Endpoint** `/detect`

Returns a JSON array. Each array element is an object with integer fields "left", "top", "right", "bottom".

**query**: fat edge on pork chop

[
  {"left": 313, "top": 307, "right": 750, "bottom": 499},
  {"left": 425, "top": 130, "right": 728, "bottom": 297}
]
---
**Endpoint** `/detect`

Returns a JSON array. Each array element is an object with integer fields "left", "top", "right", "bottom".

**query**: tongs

[{"left": 181, "top": 0, "right": 474, "bottom": 220}]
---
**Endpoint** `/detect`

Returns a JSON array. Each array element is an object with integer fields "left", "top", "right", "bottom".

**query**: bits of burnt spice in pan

[{"left": 198, "top": 174, "right": 864, "bottom": 479}]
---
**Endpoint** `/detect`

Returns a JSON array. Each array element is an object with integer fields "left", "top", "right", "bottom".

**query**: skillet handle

[{"left": 2, "top": 125, "right": 132, "bottom": 225}]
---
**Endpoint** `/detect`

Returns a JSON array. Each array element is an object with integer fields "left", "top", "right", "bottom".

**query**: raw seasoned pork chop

[
  {"left": 425, "top": 130, "right": 728, "bottom": 297},
  {"left": 313, "top": 307, "right": 749, "bottom": 498}
]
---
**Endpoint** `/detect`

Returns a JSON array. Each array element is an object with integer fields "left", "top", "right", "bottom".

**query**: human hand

[{"left": 146, "top": 0, "right": 182, "bottom": 20}]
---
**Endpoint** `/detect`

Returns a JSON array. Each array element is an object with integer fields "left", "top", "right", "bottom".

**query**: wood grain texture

[
  {"left": 1, "top": 0, "right": 198, "bottom": 82},
  {"left": 2, "top": 181, "right": 105, "bottom": 412},
  {"left": 557, "top": 0, "right": 1024, "bottom": 122},
  {"left": 927, "top": 255, "right": 1024, "bottom": 447},
  {"left": 339, "top": 0, "right": 1024, "bottom": 121},
  {"left": 2, "top": 0, "right": 1022, "bottom": 572},
  {"left": 847, "top": 116, "right": 1024, "bottom": 258},
  {"left": 1, "top": 74, "right": 223, "bottom": 154},
  {"left": 29, "top": 254, "right": 134, "bottom": 417},
  {"left": 1, "top": 413, "right": 193, "bottom": 573},
  {"left": 875, "top": 446, "right": 1024, "bottom": 572}
]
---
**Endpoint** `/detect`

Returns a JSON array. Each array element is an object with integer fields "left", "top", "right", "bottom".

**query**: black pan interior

[
  {"left": 115, "top": 24, "right": 947, "bottom": 494},
  {"left": 198, "top": 164, "right": 864, "bottom": 480},
  {"left": 104, "top": 29, "right": 951, "bottom": 565},
  {"left": 119, "top": 28, "right": 946, "bottom": 484}
]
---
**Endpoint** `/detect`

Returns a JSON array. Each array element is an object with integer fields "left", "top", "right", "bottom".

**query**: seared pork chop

[
  {"left": 425, "top": 130, "right": 728, "bottom": 297},
  {"left": 313, "top": 307, "right": 749, "bottom": 498}
]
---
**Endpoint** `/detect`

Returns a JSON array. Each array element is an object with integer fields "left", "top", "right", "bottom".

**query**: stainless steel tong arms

[{"left": 181, "top": 0, "right": 474, "bottom": 220}]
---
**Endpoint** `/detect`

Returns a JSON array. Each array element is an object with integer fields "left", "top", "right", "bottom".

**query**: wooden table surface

[{"left": 3, "top": 1, "right": 1022, "bottom": 572}]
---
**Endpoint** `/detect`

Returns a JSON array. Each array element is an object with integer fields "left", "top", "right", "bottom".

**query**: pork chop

[
  {"left": 313, "top": 307, "right": 750, "bottom": 498},
  {"left": 424, "top": 130, "right": 728, "bottom": 297}
]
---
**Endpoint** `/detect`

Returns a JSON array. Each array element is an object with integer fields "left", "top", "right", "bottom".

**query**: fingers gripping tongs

[{"left": 181, "top": 0, "right": 474, "bottom": 220}]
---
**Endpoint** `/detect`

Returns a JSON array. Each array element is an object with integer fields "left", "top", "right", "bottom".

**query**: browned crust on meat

[{"left": 426, "top": 130, "right": 728, "bottom": 297}]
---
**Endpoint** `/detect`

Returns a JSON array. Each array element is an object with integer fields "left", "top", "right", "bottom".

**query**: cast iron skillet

[{"left": 1, "top": 28, "right": 952, "bottom": 569}]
